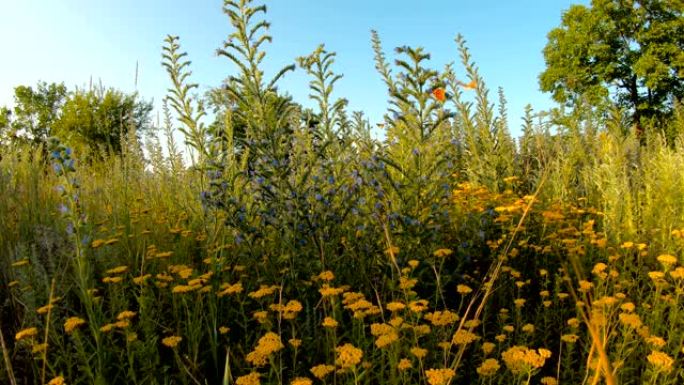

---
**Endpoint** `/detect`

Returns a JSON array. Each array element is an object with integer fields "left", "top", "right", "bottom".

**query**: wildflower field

[{"left": 2, "top": 1, "right": 684, "bottom": 384}]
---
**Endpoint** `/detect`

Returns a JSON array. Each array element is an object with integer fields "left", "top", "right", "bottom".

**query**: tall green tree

[
  {"left": 54, "top": 87, "right": 153, "bottom": 156},
  {"left": 9, "top": 81, "right": 67, "bottom": 146},
  {"left": 540, "top": 0, "right": 684, "bottom": 133}
]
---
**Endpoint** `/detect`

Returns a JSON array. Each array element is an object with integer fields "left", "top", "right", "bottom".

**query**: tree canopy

[
  {"left": 540, "top": 0, "right": 684, "bottom": 132},
  {"left": 1, "top": 82, "right": 152, "bottom": 156},
  {"left": 54, "top": 87, "right": 153, "bottom": 155}
]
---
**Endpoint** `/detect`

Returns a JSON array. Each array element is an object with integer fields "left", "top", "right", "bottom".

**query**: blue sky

[{"left": 0, "top": 0, "right": 584, "bottom": 137}]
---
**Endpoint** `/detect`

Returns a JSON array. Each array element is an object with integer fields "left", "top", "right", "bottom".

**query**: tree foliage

[
  {"left": 8, "top": 81, "right": 67, "bottom": 146},
  {"left": 540, "top": 0, "right": 684, "bottom": 131},
  {"left": 54, "top": 87, "right": 153, "bottom": 156}
]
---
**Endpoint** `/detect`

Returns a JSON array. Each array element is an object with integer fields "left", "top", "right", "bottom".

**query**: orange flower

[
  {"left": 462, "top": 80, "right": 477, "bottom": 90},
  {"left": 432, "top": 87, "right": 447, "bottom": 102}
]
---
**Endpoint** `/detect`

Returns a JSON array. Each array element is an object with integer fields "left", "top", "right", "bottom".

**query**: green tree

[
  {"left": 54, "top": 87, "right": 153, "bottom": 156},
  {"left": 540, "top": 0, "right": 684, "bottom": 133},
  {"left": 9, "top": 81, "right": 67, "bottom": 146}
]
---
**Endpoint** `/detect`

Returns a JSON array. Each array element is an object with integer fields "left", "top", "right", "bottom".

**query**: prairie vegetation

[{"left": 1, "top": 1, "right": 684, "bottom": 384}]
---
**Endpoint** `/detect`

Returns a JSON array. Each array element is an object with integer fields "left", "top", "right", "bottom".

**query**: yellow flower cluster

[
  {"left": 397, "top": 358, "right": 412, "bottom": 371},
  {"left": 322, "top": 316, "right": 338, "bottom": 328},
  {"left": 425, "top": 310, "right": 459, "bottom": 326},
  {"left": 64, "top": 317, "right": 86, "bottom": 334},
  {"left": 15, "top": 327, "right": 38, "bottom": 341},
  {"left": 451, "top": 329, "right": 479, "bottom": 345},
  {"left": 335, "top": 343, "right": 363, "bottom": 369},
  {"left": 425, "top": 368, "right": 455, "bottom": 385},
  {"left": 47, "top": 376, "right": 65, "bottom": 385},
  {"left": 246, "top": 332, "right": 284, "bottom": 366},
  {"left": 218, "top": 282, "right": 243, "bottom": 297},
  {"left": 476, "top": 358, "right": 500, "bottom": 377},
  {"left": 501, "top": 346, "right": 551, "bottom": 375},
  {"left": 269, "top": 300, "right": 303, "bottom": 320},
  {"left": 161, "top": 335, "right": 182, "bottom": 348},
  {"left": 647, "top": 350, "right": 674, "bottom": 373},
  {"left": 342, "top": 292, "right": 381, "bottom": 319},
  {"left": 290, "top": 377, "right": 312, "bottom": 385},
  {"left": 235, "top": 372, "right": 260, "bottom": 385},
  {"left": 310, "top": 364, "right": 335, "bottom": 379},
  {"left": 319, "top": 284, "right": 345, "bottom": 297},
  {"left": 433, "top": 248, "right": 453, "bottom": 258},
  {"left": 248, "top": 285, "right": 279, "bottom": 299}
]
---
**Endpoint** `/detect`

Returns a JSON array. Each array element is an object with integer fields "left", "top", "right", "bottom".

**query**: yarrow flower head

[
  {"left": 335, "top": 343, "right": 363, "bottom": 369},
  {"left": 64, "top": 317, "right": 86, "bottom": 334},
  {"left": 246, "top": 332, "right": 284, "bottom": 366},
  {"left": 501, "top": 346, "right": 551, "bottom": 375},
  {"left": 235, "top": 372, "right": 260, "bottom": 385},
  {"left": 477, "top": 358, "right": 500, "bottom": 377},
  {"left": 162, "top": 335, "right": 182, "bottom": 348},
  {"left": 425, "top": 368, "right": 455, "bottom": 385}
]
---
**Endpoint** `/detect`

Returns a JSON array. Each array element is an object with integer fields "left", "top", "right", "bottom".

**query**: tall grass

[{"left": 2, "top": 1, "right": 684, "bottom": 384}]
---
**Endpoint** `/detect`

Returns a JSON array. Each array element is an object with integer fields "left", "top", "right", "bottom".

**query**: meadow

[{"left": 2, "top": 1, "right": 684, "bottom": 384}]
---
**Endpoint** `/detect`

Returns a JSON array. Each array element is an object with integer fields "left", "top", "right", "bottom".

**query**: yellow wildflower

[
  {"left": 619, "top": 312, "right": 642, "bottom": 329},
  {"left": 452, "top": 329, "right": 479, "bottom": 345},
  {"left": 248, "top": 285, "right": 279, "bottom": 299},
  {"left": 397, "top": 358, "right": 412, "bottom": 371},
  {"left": 91, "top": 239, "right": 106, "bottom": 248},
  {"left": 64, "top": 317, "right": 86, "bottom": 334},
  {"left": 645, "top": 336, "right": 666, "bottom": 348},
  {"left": 425, "top": 310, "right": 459, "bottom": 326},
  {"left": 410, "top": 346, "right": 428, "bottom": 359},
  {"left": 15, "top": 327, "right": 38, "bottom": 341},
  {"left": 218, "top": 282, "right": 243, "bottom": 297},
  {"left": 317, "top": 271, "right": 334, "bottom": 282},
  {"left": 31, "top": 342, "right": 47, "bottom": 354},
  {"left": 433, "top": 248, "right": 453, "bottom": 258},
  {"left": 670, "top": 267, "right": 684, "bottom": 279},
  {"left": 102, "top": 276, "right": 123, "bottom": 284},
  {"left": 105, "top": 265, "right": 128, "bottom": 275},
  {"left": 172, "top": 284, "right": 200, "bottom": 294},
  {"left": 386, "top": 301, "right": 405, "bottom": 312},
  {"left": 657, "top": 254, "right": 677, "bottom": 267},
  {"left": 476, "top": 358, "right": 500, "bottom": 377},
  {"left": 322, "top": 317, "right": 338, "bottom": 328},
  {"left": 47, "top": 376, "right": 65, "bottom": 385},
  {"left": 501, "top": 346, "right": 550, "bottom": 375},
  {"left": 116, "top": 310, "right": 136, "bottom": 321},
  {"left": 578, "top": 280, "right": 593, "bottom": 293},
  {"left": 37, "top": 304, "right": 54, "bottom": 315},
  {"left": 561, "top": 334, "right": 579, "bottom": 343},
  {"left": 647, "top": 350, "right": 674, "bottom": 373},
  {"left": 482, "top": 341, "right": 496, "bottom": 355},
  {"left": 425, "top": 368, "right": 455, "bottom": 385},
  {"left": 399, "top": 276, "right": 417, "bottom": 290},
  {"left": 290, "top": 378, "right": 312, "bottom": 385},
  {"left": 310, "top": 364, "right": 335, "bottom": 380},
  {"left": 289, "top": 338, "right": 302, "bottom": 348},
  {"left": 246, "top": 332, "right": 284, "bottom": 366},
  {"left": 456, "top": 284, "right": 473, "bottom": 294},
  {"left": 162, "top": 335, "right": 182, "bottom": 348},
  {"left": 132, "top": 274, "right": 151, "bottom": 285},
  {"left": 335, "top": 343, "right": 363, "bottom": 369},
  {"left": 408, "top": 299, "right": 429, "bottom": 313},
  {"left": 235, "top": 372, "right": 260, "bottom": 385}
]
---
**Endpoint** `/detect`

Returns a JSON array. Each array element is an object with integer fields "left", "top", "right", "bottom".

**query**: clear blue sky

[{"left": 0, "top": 0, "right": 585, "bottom": 137}]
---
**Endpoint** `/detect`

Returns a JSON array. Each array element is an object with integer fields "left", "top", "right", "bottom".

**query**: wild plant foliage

[{"left": 2, "top": 1, "right": 684, "bottom": 385}]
